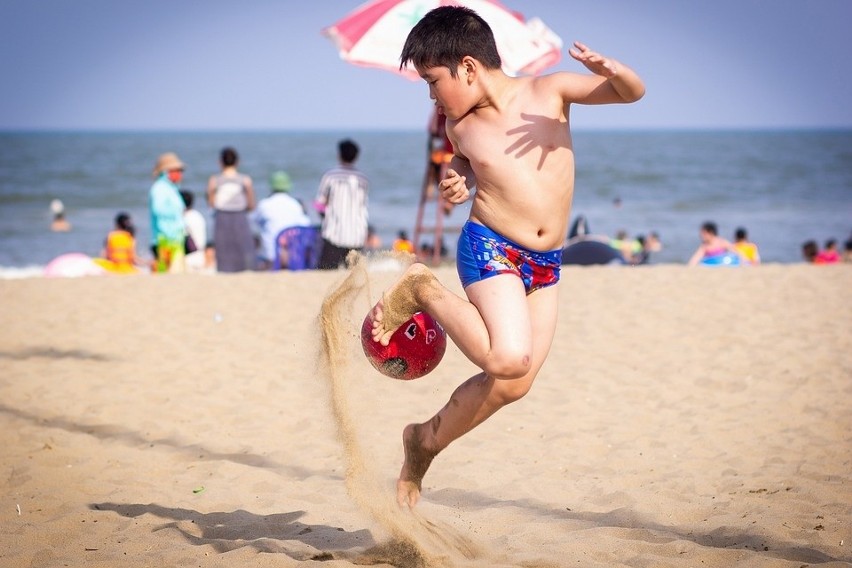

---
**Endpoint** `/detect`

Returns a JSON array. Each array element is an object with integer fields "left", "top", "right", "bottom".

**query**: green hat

[{"left": 270, "top": 170, "right": 292, "bottom": 192}]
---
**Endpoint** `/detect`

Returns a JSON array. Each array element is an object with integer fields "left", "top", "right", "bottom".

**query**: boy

[{"left": 370, "top": 6, "right": 645, "bottom": 508}]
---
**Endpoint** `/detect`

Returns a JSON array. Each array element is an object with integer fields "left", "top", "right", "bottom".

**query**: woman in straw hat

[{"left": 149, "top": 152, "right": 187, "bottom": 273}]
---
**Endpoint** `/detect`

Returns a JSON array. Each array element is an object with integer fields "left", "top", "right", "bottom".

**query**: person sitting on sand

[
  {"left": 368, "top": 6, "right": 644, "bottom": 508},
  {"left": 98, "top": 212, "right": 145, "bottom": 273},
  {"left": 392, "top": 230, "right": 414, "bottom": 254},
  {"left": 687, "top": 221, "right": 740, "bottom": 266},
  {"left": 732, "top": 227, "right": 760, "bottom": 265},
  {"left": 609, "top": 229, "right": 642, "bottom": 263},
  {"left": 814, "top": 239, "right": 841, "bottom": 264}
]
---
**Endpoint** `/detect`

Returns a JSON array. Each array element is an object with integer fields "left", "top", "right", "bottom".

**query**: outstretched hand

[
  {"left": 568, "top": 41, "right": 617, "bottom": 78},
  {"left": 440, "top": 168, "right": 470, "bottom": 205}
]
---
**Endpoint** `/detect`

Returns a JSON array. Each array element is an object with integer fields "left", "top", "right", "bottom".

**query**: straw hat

[
  {"left": 269, "top": 170, "right": 293, "bottom": 192},
  {"left": 152, "top": 152, "right": 185, "bottom": 177}
]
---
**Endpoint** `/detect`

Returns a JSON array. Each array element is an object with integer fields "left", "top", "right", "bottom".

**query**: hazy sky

[{"left": 2, "top": 0, "right": 851, "bottom": 131}]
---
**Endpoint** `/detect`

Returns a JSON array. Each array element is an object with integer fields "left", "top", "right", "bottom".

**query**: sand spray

[{"left": 316, "top": 252, "right": 483, "bottom": 567}]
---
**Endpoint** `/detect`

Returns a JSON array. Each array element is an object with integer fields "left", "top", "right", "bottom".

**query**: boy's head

[
  {"left": 734, "top": 227, "right": 747, "bottom": 241},
  {"left": 338, "top": 139, "right": 359, "bottom": 164},
  {"left": 400, "top": 6, "right": 501, "bottom": 78}
]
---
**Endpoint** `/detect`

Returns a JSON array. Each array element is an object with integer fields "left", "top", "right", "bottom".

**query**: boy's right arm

[{"left": 440, "top": 155, "right": 475, "bottom": 205}]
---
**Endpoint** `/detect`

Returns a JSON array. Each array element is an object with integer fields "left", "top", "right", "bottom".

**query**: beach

[{"left": 1, "top": 262, "right": 850, "bottom": 567}]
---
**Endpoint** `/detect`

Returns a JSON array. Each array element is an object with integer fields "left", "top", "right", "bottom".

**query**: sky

[{"left": 2, "top": 0, "right": 851, "bottom": 131}]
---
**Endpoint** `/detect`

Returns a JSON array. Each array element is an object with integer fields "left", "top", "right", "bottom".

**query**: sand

[{"left": 1, "top": 262, "right": 850, "bottom": 567}]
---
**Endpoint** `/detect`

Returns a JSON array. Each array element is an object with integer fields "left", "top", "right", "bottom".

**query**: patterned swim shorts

[{"left": 456, "top": 221, "right": 562, "bottom": 294}]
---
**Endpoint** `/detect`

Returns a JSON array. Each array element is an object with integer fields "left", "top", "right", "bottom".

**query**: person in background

[
  {"left": 50, "top": 199, "right": 72, "bottom": 232},
  {"left": 814, "top": 239, "right": 841, "bottom": 264},
  {"left": 365, "top": 225, "right": 383, "bottom": 252},
  {"left": 609, "top": 229, "right": 642, "bottom": 263},
  {"left": 632, "top": 233, "right": 663, "bottom": 265},
  {"left": 252, "top": 170, "right": 311, "bottom": 270},
  {"left": 149, "top": 152, "right": 186, "bottom": 273},
  {"left": 801, "top": 240, "right": 818, "bottom": 263},
  {"left": 314, "top": 139, "right": 369, "bottom": 269},
  {"left": 687, "top": 221, "right": 740, "bottom": 266},
  {"left": 392, "top": 230, "right": 414, "bottom": 254},
  {"left": 844, "top": 238, "right": 852, "bottom": 263},
  {"left": 180, "top": 189, "right": 208, "bottom": 273},
  {"left": 98, "top": 212, "right": 145, "bottom": 273},
  {"left": 733, "top": 227, "right": 761, "bottom": 265},
  {"left": 207, "top": 147, "right": 256, "bottom": 272}
]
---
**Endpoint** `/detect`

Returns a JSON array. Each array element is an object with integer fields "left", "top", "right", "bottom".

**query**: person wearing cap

[
  {"left": 148, "top": 152, "right": 187, "bottom": 273},
  {"left": 252, "top": 170, "right": 311, "bottom": 270}
]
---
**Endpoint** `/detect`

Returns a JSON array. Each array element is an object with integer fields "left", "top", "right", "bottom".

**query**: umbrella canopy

[{"left": 323, "top": 0, "right": 563, "bottom": 80}]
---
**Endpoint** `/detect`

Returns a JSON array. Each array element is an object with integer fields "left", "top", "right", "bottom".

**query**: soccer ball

[{"left": 360, "top": 311, "right": 446, "bottom": 380}]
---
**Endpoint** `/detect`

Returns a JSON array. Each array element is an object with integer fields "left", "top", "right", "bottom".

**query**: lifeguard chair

[{"left": 412, "top": 111, "right": 460, "bottom": 265}]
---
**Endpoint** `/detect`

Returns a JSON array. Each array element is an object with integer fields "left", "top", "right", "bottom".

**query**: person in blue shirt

[{"left": 149, "top": 152, "right": 187, "bottom": 273}]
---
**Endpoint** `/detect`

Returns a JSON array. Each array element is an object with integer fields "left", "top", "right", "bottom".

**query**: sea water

[{"left": 0, "top": 129, "right": 849, "bottom": 275}]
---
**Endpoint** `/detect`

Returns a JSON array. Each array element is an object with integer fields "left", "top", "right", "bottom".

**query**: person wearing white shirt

[
  {"left": 180, "top": 189, "right": 209, "bottom": 272},
  {"left": 253, "top": 171, "right": 311, "bottom": 269}
]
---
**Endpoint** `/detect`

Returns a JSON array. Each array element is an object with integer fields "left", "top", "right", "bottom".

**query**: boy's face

[{"left": 417, "top": 64, "right": 469, "bottom": 121}]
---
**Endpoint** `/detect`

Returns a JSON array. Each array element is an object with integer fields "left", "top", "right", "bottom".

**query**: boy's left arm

[{"left": 567, "top": 41, "right": 645, "bottom": 103}]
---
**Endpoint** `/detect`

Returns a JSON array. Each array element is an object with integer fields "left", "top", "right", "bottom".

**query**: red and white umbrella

[{"left": 323, "top": 0, "right": 563, "bottom": 80}]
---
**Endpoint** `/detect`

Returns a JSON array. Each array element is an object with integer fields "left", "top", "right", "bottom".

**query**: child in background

[
  {"left": 392, "top": 230, "right": 414, "bottom": 254},
  {"left": 98, "top": 212, "right": 144, "bottom": 273},
  {"left": 733, "top": 227, "right": 761, "bottom": 265},
  {"left": 814, "top": 239, "right": 841, "bottom": 264},
  {"left": 688, "top": 221, "right": 740, "bottom": 266},
  {"left": 368, "top": 6, "right": 644, "bottom": 508}
]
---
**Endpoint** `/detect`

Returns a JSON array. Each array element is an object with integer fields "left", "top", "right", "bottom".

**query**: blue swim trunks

[{"left": 456, "top": 221, "right": 562, "bottom": 294}]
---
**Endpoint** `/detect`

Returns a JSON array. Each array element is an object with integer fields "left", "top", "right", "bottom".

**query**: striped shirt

[{"left": 315, "top": 165, "right": 369, "bottom": 248}]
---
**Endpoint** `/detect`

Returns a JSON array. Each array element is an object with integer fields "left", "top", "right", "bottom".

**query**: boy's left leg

[{"left": 397, "top": 281, "right": 560, "bottom": 507}]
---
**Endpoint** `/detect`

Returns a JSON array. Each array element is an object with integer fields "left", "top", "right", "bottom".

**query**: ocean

[{"left": 0, "top": 129, "right": 850, "bottom": 276}]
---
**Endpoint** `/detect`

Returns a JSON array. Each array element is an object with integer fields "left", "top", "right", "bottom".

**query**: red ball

[{"left": 361, "top": 311, "right": 446, "bottom": 380}]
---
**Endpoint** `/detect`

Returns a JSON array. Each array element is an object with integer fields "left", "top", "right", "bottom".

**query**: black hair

[
  {"left": 221, "top": 147, "right": 238, "bottom": 167},
  {"left": 115, "top": 212, "right": 134, "bottom": 236},
  {"left": 802, "top": 240, "right": 818, "bottom": 262},
  {"left": 400, "top": 6, "right": 501, "bottom": 78},
  {"left": 701, "top": 221, "right": 718, "bottom": 236},
  {"left": 338, "top": 139, "right": 359, "bottom": 163},
  {"left": 735, "top": 227, "right": 747, "bottom": 240},
  {"left": 179, "top": 189, "right": 194, "bottom": 208}
]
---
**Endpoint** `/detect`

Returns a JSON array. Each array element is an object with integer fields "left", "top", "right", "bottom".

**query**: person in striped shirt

[{"left": 314, "top": 139, "right": 369, "bottom": 269}]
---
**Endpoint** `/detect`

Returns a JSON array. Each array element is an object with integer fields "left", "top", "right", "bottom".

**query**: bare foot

[
  {"left": 397, "top": 423, "right": 437, "bottom": 509},
  {"left": 370, "top": 263, "right": 436, "bottom": 346}
]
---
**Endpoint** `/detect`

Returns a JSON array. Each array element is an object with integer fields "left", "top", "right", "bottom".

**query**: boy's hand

[
  {"left": 440, "top": 169, "right": 470, "bottom": 204},
  {"left": 568, "top": 41, "right": 617, "bottom": 78}
]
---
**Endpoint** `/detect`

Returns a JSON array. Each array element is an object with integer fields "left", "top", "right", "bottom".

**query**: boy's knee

[{"left": 484, "top": 351, "right": 532, "bottom": 382}]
